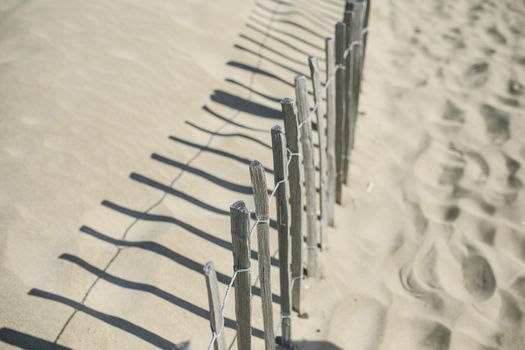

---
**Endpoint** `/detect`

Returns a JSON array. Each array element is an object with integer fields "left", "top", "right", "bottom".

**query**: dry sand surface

[{"left": 1, "top": 0, "right": 525, "bottom": 349}]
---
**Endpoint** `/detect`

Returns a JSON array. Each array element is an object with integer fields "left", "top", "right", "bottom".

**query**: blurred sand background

[{"left": 1, "top": 0, "right": 524, "bottom": 349}]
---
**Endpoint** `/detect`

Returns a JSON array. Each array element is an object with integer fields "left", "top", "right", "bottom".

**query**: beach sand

[{"left": 1, "top": 0, "right": 524, "bottom": 349}]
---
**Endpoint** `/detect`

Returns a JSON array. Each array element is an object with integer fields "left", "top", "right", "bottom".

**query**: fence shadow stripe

[
  {"left": 80, "top": 226, "right": 282, "bottom": 294},
  {"left": 0, "top": 328, "right": 71, "bottom": 350},
  {"left": 225, "top": 78, "right": 281, "bottom": 103},
  {"left": 28, "top": 289, "right": 189, "bottom": 350},
  {"left": 227, "top": 61, "right": 294, "bottom": 88},
  {"left": 202, "top": 105, "right": 268, "bottom": 132},
  {"left": 239, "top": 33, "right": 306, "bottom": 67},
  {"left": 234, "top": 44, "right": 307, "bottom": 77},
  {"left": 168, "top": 135, "right": 274, "bottom": 173},
  {"left": 151, "top": 153, "right": 253, "bottom": 195},
  {"left": 101, "top": 200, "right": 280, "bottom": 267}
]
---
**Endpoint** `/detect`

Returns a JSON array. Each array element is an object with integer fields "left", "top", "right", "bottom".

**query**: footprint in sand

[
  {"left": 412, "top": 99, "right": 467, "bottom": 223},
  {"left": 464, "top": 62, "right": 490, "bottom": 88},
  {"left": 380, "top": 311, "right": 453, "bottom": 350},
  {"left": 486, "top": 26, "right": 507, "bottom": 45},
  {"left": 480, "top": 149, "right": 522, "bottom": 206},
  {"left": 508, "top": 80, "right": 523, "bottom": 96},
  {"left": 479, "top": 104, "right": 511, "bottom": 144},
  {"left": 462, "top": 255, "right": 496, "bottom": 302}
]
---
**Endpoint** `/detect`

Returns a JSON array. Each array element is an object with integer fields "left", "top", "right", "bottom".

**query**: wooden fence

[{"left": 204, "top": 0, "right": 370, "bottom": 349}]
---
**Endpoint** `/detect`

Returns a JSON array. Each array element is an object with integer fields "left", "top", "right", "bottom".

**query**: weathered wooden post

[
  {"left": 325, "top": 37, "right": 337, "bottom": 226},
  {"left": 204, "top": 261, "right": 226, "bottom": 350},
  {"left": 345, "top": 0, "right": 352, "bottom": 12},
  {"left": 335, "top": 22, "right": 346, "bottom": 204},
  {"left": 271, "top": 126, "right": 292, "bottom": 347},
  {"left": 349, "top": 0, "right": 367, "bottom": 153},
  {"left": 295, "top": 75, "right": 318, "bottom": 277},
  {"left": 308, "top": 56, "right": 328, "bottom": 250},
  {"left": 281, "top": 98, "right": 303, "bottom": 313},
  {"left": 343, "top": 10, "right": 353, "bottom": 185},
  {"left": 363, "top": 0, "right": 371, "bottom": 64},
  {"left": 249, "top": 161, "right": 275, "bottom": 350},
  {"left": 230, "top": 201, "right": 252, "bottom": 350}
]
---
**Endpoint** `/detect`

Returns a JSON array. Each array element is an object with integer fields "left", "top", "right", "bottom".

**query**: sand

[
  {"left": 1, "top": 0, "right": 524, "bottom": 349},
  {"left": 319, "top": 0, "right": 525, "bottom": 349}
]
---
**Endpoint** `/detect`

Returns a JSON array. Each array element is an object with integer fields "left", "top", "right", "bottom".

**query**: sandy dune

[{"left": 1, "top": 0, "right": 525, "bottom": 349}]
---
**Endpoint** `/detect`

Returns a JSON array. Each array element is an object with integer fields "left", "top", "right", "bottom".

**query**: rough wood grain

[
  {"left": 350, "top": 1, "right": 367, "bottom": 151},
  {"left": 335, "top": 22, "right": 346, "bottom": 204},
  {"left": 343, "top": 10, "right": 353, "bottom": 185},
  {"left": 230, "top": 201, "right": 251, "bottom": 350},
  {"left": 281, "top": 98, "right": 303, "bottom": 313},
  {"left": 363, "top": 0, "right": 371, "bottom": 63},
  {"left": 325, "top": 37, "right": 337, "bottom": 227},
  {"left": 295, "top": 75, "right": 318, "bottom": 277},
  {"left": 271, "top": 125, "right": 292, "bottom": 347},
  {"left": 203, "top": 261, "right": 226, "bottom": 350},
  {"left": 308, "top": 56, "right": 328, "bottom": 250},
  {"left": 249, "top": 161, "right": 275, "bottom": 350}
]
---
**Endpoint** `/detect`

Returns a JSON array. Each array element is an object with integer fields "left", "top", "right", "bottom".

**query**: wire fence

[
  {"left": 206, "top": 154, "right": 294, "bottom": 350},
  {"left": 204, "top": 0, "right": 371, "bottom": 349}
]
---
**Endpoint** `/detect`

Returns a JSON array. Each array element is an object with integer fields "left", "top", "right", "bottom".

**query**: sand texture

[
  {"left": 1, "top": 0, "right": 525, "bottom": 349},
  {"left": 322, "top": 0, "right": 525, "bottom": 349}
]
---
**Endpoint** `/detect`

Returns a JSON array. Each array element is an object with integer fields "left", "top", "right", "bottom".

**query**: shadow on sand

[
  {"left": 11, "top": 0, "right": 342, "bottom": 348},
  {"left": 278, "top": 340, "right": 343, "bottom": 350}
]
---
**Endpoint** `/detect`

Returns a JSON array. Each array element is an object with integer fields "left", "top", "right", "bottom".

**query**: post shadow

[
  {"left": 0, "top": 328, "right": 72, "bottom": 350},
  {"left": 277, "top": 340, "right": 343, "bottom": 350},
  {"left": 202, "top": 105, "right": 268, "bottom": 132},
  {"left": 129, "top": 173, "right": 280, "bottom": 229},
  {"left": 234, "top": 44, "right": 308, "bottom": 77},
  {"left": 227, "top": 61, "right": 294, "bottom": 88},
  {"left": 267, "top": 0, "right": 294, "bottom": 6},
  {"left": 185, "top": 120, "right": 272, "bottom": 150},
  {"left": 225, "top": 78, "right": 281, "bottom": 103},
  {"left": 250, "top": 10, "right": 325, "bottom": 40},
  {"left": 102, "top": 199, "right": 230, "bottom": 246},
  {"left": 129, "top": 173, "right": 230, "bottom": 215},
  {"left": 59, "top": 254, "right": 267, "bottom": 339},
  {"left": 267, "top": 0, "right": 340, "bottom": 25},
  {"left": 80, "top": 226, "right": 279, "bottom": 302},
  {"left": 280, "top": 0, "right": 342, "bottom": 23},
  {"left": 210, "top": 90, "right": 282, "bottom": 120},
  {"left": 28, "top": 289, "right": 190, "bottom": 350},
  {"left": 248, "top": 15, "right": 325, "bottom": 51},
  {"left": 151, "top": 153, "right": 253, "bottom": 195},
  {"left": 168, "top": 134, "right": 274, "bottom": 173},
  {"left": 101, "top": 200, "right": 279, "bottom": 266},
  {"left": 80, "top": 225, "right": 232, "bottom": 284},
  {"left": 294, "top": 0, "right": 342, "bottom": 11},
  {"left": 253, "top": 2, "right": 331, "bottom": 33},
  {"left": 246, "top": 23, "right": 321, "bottom": 60},
  {"left": 239, "top": 33, "right": 307, "bottom": 66},
  {"left": 226, "top": 61, "right": 314, "bottom": 96}
]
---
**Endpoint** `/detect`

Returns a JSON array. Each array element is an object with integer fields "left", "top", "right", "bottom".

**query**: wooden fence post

[
  {"left": 204, "top": 261, "right": 226, "bottom": 350},
  {"left": 343, "top": 10, "right": 353, "bottom": 185},
  {"left": 308, "top": 56, "right": 328, "bottom": 250},
  {"left": 249, "top": 161, "right": 275, "bottom": 350},
  {"left": 345, "top": 0, "right": 352, "bottom": 12},
  {"left": 230, "top": 201, "right": 252, "bottom": 350},
  {"left": 363, "top": 0, "right": 371, "bottom": 63},
  {"left": 271, "top": 126, "right": 292, "bottom": 348},
  {"left": 295, "top": 75, "right": 318, "bottom": 278},
  {"left": 349, "top": 1, "right": 367, "bottom": 153},
  {"left": 325, "top": 37, "right": 337, "bottom": 227},
  {"left": 281, "top": 98, "right": 303, "bottom": 313},
  {"left": 335, "top": 22, "right": 346, "bottom": 204}
]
